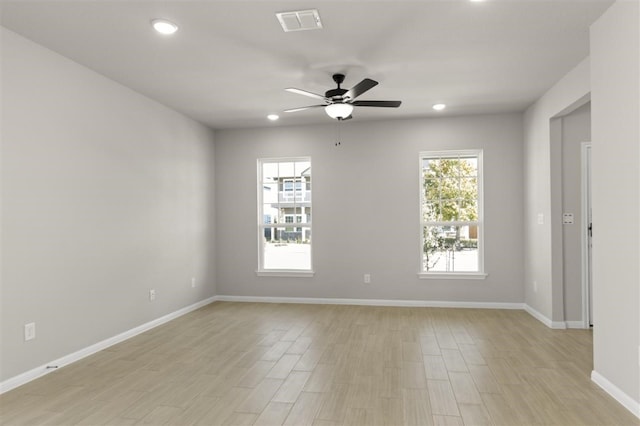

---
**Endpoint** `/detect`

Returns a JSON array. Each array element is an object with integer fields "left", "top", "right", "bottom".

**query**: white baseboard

[
  {"left": 0, "top": 296, "right": 216, "bottom": 395},
  {"left": 565, "top": 320, "right": 587, "bottom": 329},
  {"left": 591, "top": 370, "right": 640, "bottom": 419},
  {"left": 215, "top": 295, "right": 525, "bottom": 310},
  {"left": 523, "top": 304, "right": 567, "bottom": 329}
]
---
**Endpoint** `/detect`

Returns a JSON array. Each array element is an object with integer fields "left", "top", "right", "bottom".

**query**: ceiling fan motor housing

[
  {"left": 326, "top": 73, "right": 348, "bottom": 100},
  {"left": 325, "top": 88, "right": 347, "bottom": 100}
]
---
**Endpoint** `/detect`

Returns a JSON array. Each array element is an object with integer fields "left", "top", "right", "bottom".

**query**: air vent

[{"left": 276, "top": 9, "right": 323, "bottom": 32}]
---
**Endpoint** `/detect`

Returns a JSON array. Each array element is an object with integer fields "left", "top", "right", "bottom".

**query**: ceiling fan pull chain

[{"left": 335, "top": 120, "right": 341, "bottom": 147}]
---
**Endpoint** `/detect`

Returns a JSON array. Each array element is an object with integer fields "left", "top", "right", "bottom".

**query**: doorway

[{"left": 581, "top": 142, "right": 593, "bottom": 328}]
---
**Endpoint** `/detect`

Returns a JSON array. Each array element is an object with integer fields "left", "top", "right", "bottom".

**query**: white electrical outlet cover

[{"left": 24, "top": 323, "right": 36, "bottom": 341}]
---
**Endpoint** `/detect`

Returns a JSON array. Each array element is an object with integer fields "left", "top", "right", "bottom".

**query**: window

[
  {"left": 284, "top": 215, "right": 303, "bottom": 224},
  {"left": 419, "top": 150, "right": 485, "bottom": 278},
  {"left": 258, "top": 158, "right": 312, "bottom": 275}
]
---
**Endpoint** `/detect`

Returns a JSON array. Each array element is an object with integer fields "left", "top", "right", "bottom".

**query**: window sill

[
  {"left": 418, "top": 272, "right": 488, "bottom": 280},
  {"left": 256, "top": 270, "right": 315, "bottom": 278}
]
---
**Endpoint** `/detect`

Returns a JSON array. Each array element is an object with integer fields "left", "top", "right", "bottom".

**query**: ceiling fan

[{"left": 284, "top": 73, "right": 401, "bottom": 120}]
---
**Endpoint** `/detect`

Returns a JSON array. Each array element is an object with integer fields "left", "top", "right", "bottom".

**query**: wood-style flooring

[{"left": 1, "top": 301, "right": 638, "bottom": 425}]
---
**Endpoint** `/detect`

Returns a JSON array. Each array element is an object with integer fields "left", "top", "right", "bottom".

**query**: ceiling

[{"left": 0, "top": 1, "right": 612, "bottom": 130}]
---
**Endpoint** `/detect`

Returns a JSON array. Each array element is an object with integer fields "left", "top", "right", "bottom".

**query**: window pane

[
  {"left": 293, "top": 206, "right": 310, "bottom": 224},
  {"left": 458, "top": 199, "right": 478, "bottom": 222},
  {"left": 263, "top": 228, "right": 311, "bottom": 270},
  {"left": 263, "top": 204, "right": 276, "bottom": 223},
  {"left": 262, "top": 163, "right": 279, "bottom": 182},
  {"left": 295, "top": 161, "right": 311, "bottom": 176},
  {"left": 278, "top": 162, "right": 295, "bottom": 177},
  {"left": 262, "top": 183, "right": 278, "bottom": 204},
  {"left": 424, "top": 158, "right": 440, "bottom": 175},
  {"left": 423, "top": 201, "right": 441, "bottom": 222},
  {"left": 440, "top": 198, "right": 459, "bottom": 221},
  {"left": 295, "top": 182, "right": 303, "bottom": 204},
  {"left": 424, "top": 179, "right": 440, "bottom": 200},
  {"left": 456, "top": 158, "right": 477, "bottom": 177},
  {"left": 422, "top": 225, "right": 478, "bottom": 272},
  {"left": 439, "top": 176, "right": 459, "bottom": 199},
  {"left": 460, "top": 177, "right": 477, "bottom": 197}
]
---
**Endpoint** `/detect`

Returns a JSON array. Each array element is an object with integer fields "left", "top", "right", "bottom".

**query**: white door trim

[{"left": 580, "top": 142, "right": 592, "bottom": 329}]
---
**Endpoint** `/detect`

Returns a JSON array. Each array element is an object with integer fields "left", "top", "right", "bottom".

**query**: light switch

[{"left": 537, "top": 213, "right": 544, "bottom": 225}]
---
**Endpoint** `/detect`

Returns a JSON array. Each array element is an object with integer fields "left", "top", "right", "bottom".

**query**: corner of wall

[{"left": 523, "top": 55, "right": 591, "bottom": 323}]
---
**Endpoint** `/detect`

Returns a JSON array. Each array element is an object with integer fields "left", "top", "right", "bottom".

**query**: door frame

[{"left": 580, "top": 141, "right": 592, "bottom": 328}]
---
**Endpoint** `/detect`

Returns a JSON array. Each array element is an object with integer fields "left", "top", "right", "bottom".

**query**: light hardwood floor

[{"left": 1, "top": 302, "right": 638, "bottom": 425}]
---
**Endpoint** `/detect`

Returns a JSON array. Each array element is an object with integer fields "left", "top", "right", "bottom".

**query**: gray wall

[
  {"left": 560, "top": 103, "right": 591, "bottom": 323},
  {"left": 0, "top": 28, "right": 216, "bottom": 382},
  {"left": 590, "top": 1, "right": 639, "bottom": 407},
  {"left": 215, "top": 114, "right": 524, "bottom": 303},
  {"left": 523, "top": 58, "right": 590, "bottom": 323}
]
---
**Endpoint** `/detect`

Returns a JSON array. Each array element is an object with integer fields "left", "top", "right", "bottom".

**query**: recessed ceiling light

[
  {"left": 151, "top": 19, "right": 178, "bottom": 35},
  {"left": 470, "top": 0, "right": 485, "bottom": 2},
  {"left": 432, "top": 103, "right": 446, "bottom": 111},
  {"left": 267, "top": 114, "right": 280, "bottom": 121}
]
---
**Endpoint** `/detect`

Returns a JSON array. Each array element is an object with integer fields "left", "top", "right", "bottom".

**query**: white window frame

[
  {"left": 418, "top": 149, "right": 487, "bottom": 280},
  {"left": 257, "top": 157, "right": 313, "bottom": 277}
]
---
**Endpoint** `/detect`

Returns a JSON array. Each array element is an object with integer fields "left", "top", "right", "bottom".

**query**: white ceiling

[{"left": 0, "top": 1, "right": 612, "bottom": 129}]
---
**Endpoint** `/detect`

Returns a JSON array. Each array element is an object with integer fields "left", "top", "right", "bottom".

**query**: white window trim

[
  {"left": 418, "top": 149, "right": 485, "bottom": 278},
  {"left": 256, "top": 270, "right": 315, "bottom": 278},
  {"left": 418, "top": 272, "right": 488, "bottom": 280},
  {"left": 257, "top": 157, "right": 313, "bottom": 277}
]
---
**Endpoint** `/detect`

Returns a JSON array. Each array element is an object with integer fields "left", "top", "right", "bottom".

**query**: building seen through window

[{"left": 258, "top": 158, "right": 311, "bottom": 271}]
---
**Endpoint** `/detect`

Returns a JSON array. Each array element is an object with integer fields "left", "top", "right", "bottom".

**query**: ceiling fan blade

[
  {"left": 343, "top": 78, "right": 378, "bottom": 101},
  {"left": 351, "top": 100, "right": 402, "bottom": 108},
  {"left": 285, "top": 88, "right": 327, "bottom": 101},
  {"left": 284, "top": 105, "right": 326, "bottom": 113}
]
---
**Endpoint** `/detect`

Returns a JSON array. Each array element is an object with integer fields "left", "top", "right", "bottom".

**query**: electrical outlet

[
  {"left": 562, "top": 213, "right": 574, "bottom": 224},
  {"left": 24, "top": 323, "right": 36, "bottom": 341},
  {"left": 364, "top": 274, "right": 371, "bottom": 284},
  {"left": 149, "top": 289, "right": 156, "bottom": 301},
  {"left": 191, "top": 277, "right": 196, "bottom": 288}
]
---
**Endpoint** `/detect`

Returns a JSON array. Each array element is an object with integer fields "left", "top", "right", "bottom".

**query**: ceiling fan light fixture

[{"left": 325, "top": 103, "right": 354, "bottom": 119}]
